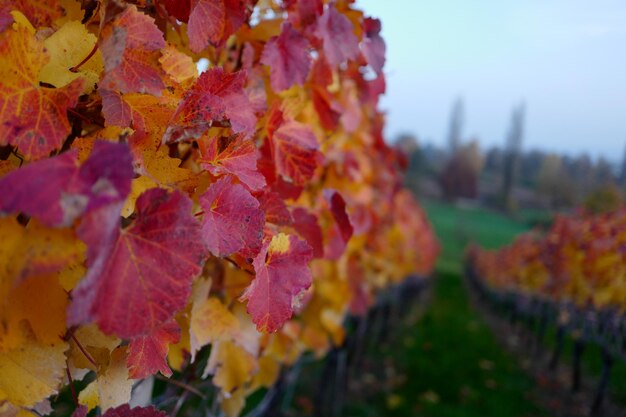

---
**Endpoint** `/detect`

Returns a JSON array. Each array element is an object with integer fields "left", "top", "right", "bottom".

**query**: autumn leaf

[
  {"left": 204, "top": 340, "right": 257, "bottom": 392},
  {"left": 0, "top": 0, "right": 62, "bottom": 27},
  {"left": 0, "top": 342, "right": 68, "bottom": 407},
  {"left": 159, "top": 43, "right": 198, "bottom": 85},
  {"left": 198, "top": 134, "right": 266, "bottom": 191},
  {"left": 101, "top": 404, "right": 167, "bottom": 417},
  {"left": 99, "top": 6, "right": 165, "bottom": 95},
  {"left": 256, "top": 191, "right": 293, "bottom": 226},
  {"left": 0, "top": 141, "right": 133, "bottom": 227},
  {"left": 163, "top": 67, "right": 256, "bottom": 143},
  {"left": 127, "top": 320, "right": 180, "bottom": 379},
  {"left": 361, "top": 17, "right": 385, "bottom": 74},
  {"left": 241, "top": 233, "right": 313, "bottom": 332},
  {"left": 266, "top": 106, "right": 322, "bottom": 185},
  {"left": 190, "top": 297, "right": 240, "bottom": 358},
  {"left": 314, "top": 5, "right": 359, "bottom": 67},
  {"left": 199, "top": 176, "right": 265, "bottom": 258},
  {"left": 187, "top": 0, "right": 255, "bottom": 53},
  {"left": 39, "top": 20, "right": 104, "bottom": 93},
  {"left": 68, "top": 188, "right": 206, "bottom": 339},
  {"left": 261, "top": 22, "right": 312, "bottom": 92},
  {"left": 325, "top": 190, "right": 353, "bottom": 243},
  {"left": 292, "top": 208, "right": 324, "bottom": 259},
  {"left": 0, "top": 17, "right": 83, "bottom": 160}
]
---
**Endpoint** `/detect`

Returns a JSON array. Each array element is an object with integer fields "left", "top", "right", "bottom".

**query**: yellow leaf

[
  {"left": 204, "top": 340, "right": 257, "bottom": 394},
  {"left": 98, "top": 347, "right": 131, "bottom": 411},
  {"left": 78, "top": 347, "right": 131, "bottom": 412},
  {"left": 159, "top": 44, "right": 197, "bottom": 84},
  {"left": 0, "top": 218, "right": 84, "bottom": 351},
  {"left": 0, "top": 342, "right": 68, "bottom": 407},
  {"left": 190, "top": 298, "right": 240, "bottom": 359},
  {"left": 39, "top": 20, "right": 103, "bottom": 92},
  {"left": 68, "top": 324, "right": 120, "bottom": 372},
  {"left": 248, "top": 355, "right": 280, "bottom": 393},
  {"left": 220, "top": 389, "right": 246, "bottom": 417},
  {"left": 78, "top": 380, "right": 99, "bottom": 411}
]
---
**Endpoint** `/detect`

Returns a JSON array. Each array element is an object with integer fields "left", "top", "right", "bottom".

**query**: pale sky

[{"left": 357, "top": 0, "right": 626, "bottom": 161}]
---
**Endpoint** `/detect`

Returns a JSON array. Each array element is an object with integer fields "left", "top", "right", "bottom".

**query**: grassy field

[{"left": 342, "top": 200, "right": 546, "bottom": 416}]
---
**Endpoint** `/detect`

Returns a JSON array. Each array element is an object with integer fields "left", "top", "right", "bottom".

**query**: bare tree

[
  {"left": 501, "top": 102, "right": 525, "bottom": 212},
  {"left": 446, "top": 97, "right": 464, "bottom": 155}
]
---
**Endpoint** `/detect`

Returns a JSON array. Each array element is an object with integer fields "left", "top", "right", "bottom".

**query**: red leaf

[
  {"left": 71, "top": 406, "right": 88, "bottom": 417},
  {"left": 199, "top": 176, "right": 265, "bottom": 258},
  {"left": 292, "top": 208, "right": 323, "bottom": 258},
  {"left": 198, "top": 134, "right": 265, "bottom": 191},
  {"left": 102, "top": 405, "right": 168, "bottom": 417},
  {"left": 159, "top": 0, "right": 191, "bottom": 22},
  {"left": 361, "top": 17, "right": 385, "bottom": 74},
  {"left": 100, "top": 6, "right": 165, "bottom": 95},
  {"left": 69, "top": 189, "right": 206, "bottom": 339},
  {"left": 128, "top": 319, "right": 181, "bottom": 379},
  {"left": 314, "top": 5, "right": 359, "bottom": 67},
  {"left": 187, "top": 0, "right": 254, "bottom": 53},
  {"left": 0, "top": 19, "right": 83, "bottom": 160},
  {"left": 0, "top": 141, "right": 132, "bottom": 226},
  {"left": 261, "top": 22, "right": 311, "bottom": 91},
  {"left": 324, "top": 190, "right": 353, "bottom": 243},
  {"left": 266, "top": 106, "right": 321, "bottom": 185},
  {"left": 256, "top": 191, "right": 293, "bottom": 226},
  {"left": 163, "top": 67, "right": 256, "bottom": 143},
  {"left": 241, "top": 234, "right": 313, "bottom": 332},
  {"left": 286, "top": 0, "right": 322, "bottom": 28}
]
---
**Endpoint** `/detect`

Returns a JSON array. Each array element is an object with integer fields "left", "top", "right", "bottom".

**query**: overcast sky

[{"left": 356, "top": 0, "right": 626, "bottom": 161}]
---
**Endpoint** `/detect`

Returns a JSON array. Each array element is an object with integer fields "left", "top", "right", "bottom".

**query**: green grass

[{"left": 343, "top": 200, "right": 545, "bottom": 416}]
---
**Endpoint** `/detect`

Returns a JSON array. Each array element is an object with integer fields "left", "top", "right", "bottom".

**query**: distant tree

[
  {"left": 394, "top": 133, "right": 422, "bottom": 194},
  {"left": 446, "top": 97, "right": 464, "bottom": 155},
  {"left": 620, "top": 143, "right": 626, "bottom": 185},
  {"left": 537, "top": 154, "right": 575, "bottom": 209},
  {"left": 483, "top": 146, "right": 503, "bottom": 177},
  {"left": 594, "top": 156, "right": 616, "bottom": 185},
  {"left": 439, "top": 141, "right": 482, "bottom": 200},
  {"left": 584, "top": 184, "right": 623, "bottom": 214},
  {"left": 501, "top": 102, "right": 525, "bottom": 212}
]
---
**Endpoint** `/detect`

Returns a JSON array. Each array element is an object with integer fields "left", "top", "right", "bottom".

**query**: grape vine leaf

[
  {"left": 256, "top": 191, "right": 293, "bottom": 226},
  {"left": 314, "top": 5, "right": 359, "bottom": 67},
  {"left": 101, "top": 404, "right": 168, "bottom": 417},
  {"left": 361, "top": 17, "right": 385, "bottom": 75},
  {"left": 261, "top": 22, "right": 311, "bottom": 92},
  {"left": 325, "top": 190, "right": 353, "bottom": 243},
  {"left": 127, "top": 319, "right": 180, "bottom": 379},
  {"left": 198, "top": 134, "right": 266, "bottom": 191},
  {"left": 0, "top": 18, "right": 83, "bottom": 160},
  {"left": 0, "top": 342, "right": 68, "bottom": 407},
  {"left": 163, "top": 67, "right": 256, "bottom": 143},
  {"left": 199, "top": 176, "right": 265, "bottom": 257},
  {"left": 266, "top": 106, "right": 322, "bottom": 185},
  {"left": 39, "top": 20, "right": 104, "bottom": 93},
  {"left": 0, "top": 141, "right": 132, "bottom": 227},
  {"left": 68, "top": 189, "right": 206, "bottom": 339},
  {"left": 99, "top": 6, "right": 165, "bottom": 95},
  {"left": 241, "top": 233, "right": 313, "bottom": 332},
  {"left": 190, "top": 297, "right": 240, "bottom": 358},
  {"left": 204, "top": 340, "right": 257, "bottom": 392},
  {"left": 292, "top": 208, "right": 324, "bottom": 258},
  {"left": 187, "top": 0, "right": 255, "bottom": 53}
]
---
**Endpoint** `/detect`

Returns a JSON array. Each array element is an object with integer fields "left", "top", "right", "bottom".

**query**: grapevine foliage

[
  {"left": 0, "top": 1, "right": 439, "bottom": 416},
  {"left": 469, "top": 209, "right": 626, "bottom": 308}
]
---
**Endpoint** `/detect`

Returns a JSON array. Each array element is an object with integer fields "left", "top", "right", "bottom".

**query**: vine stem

[
  {"left": 70, "top": 332, "right": 98, "bottom": 367},
  {"left": 65, "top": 363, "right": 79, "bottom": 407},
  {"left": 155, "top": 374, "right": 207, "bottom": 399},
  {"left": 70, "top": 44, "right": 99, "bottom": 73}
]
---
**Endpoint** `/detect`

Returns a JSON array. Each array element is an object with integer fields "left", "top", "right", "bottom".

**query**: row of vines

[
  {"left": 0, "top": 0, "right": 439, "bottom": 417},
  {"left": 467, "top": 208, "right": 626, "bottom": 413}
]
